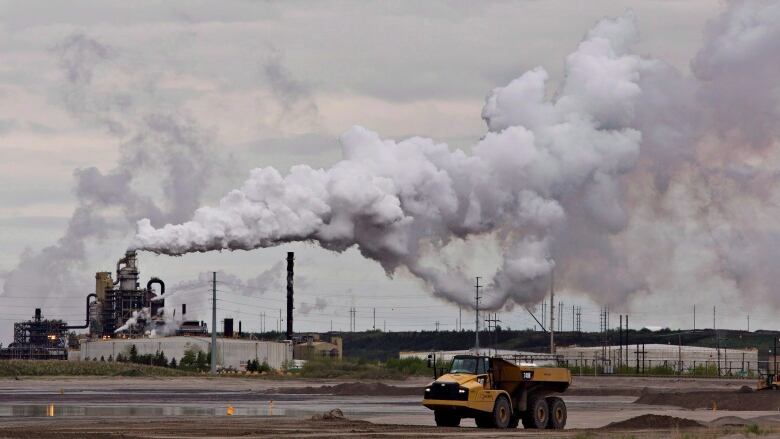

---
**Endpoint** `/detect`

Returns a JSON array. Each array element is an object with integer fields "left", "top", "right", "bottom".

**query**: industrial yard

[{"left": 1, "top": 375, "right": 779, "bottom": 437}]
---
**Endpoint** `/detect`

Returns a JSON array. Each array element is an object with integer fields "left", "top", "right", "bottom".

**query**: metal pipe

[
  {"left": 66, "top": 294, "right": 97, "bottom": 330},
  {"left": 114, "top": 254, "right": 128, "bottom": 285},
  {"left": 146, "top": 277, "right": 165, "bottom": 297}
]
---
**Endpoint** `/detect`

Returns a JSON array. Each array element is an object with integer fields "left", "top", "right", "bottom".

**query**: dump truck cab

[{"left": 422, "top": 354, "right": 571, "bottom": 429}]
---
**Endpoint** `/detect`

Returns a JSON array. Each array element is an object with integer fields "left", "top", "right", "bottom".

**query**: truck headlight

[
  {"left": 425, "top": 387, "right": 431, "bottom": 392},
  {"left": 458, "top": 389, "right": 466, "bottom": 394}
]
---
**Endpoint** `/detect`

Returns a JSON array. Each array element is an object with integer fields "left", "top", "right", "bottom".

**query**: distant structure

[
  {"left": 91, "top": 250, "right": 166, "bottom": 337},
  {"left": 292, "top": 334, "right": 343, "bottom": 360},
  {"left": 0, "top": 308, "right": 87, "bottom": 360},
  {"left": 286, "top": 251, "right": 294, "bottom": 340}
]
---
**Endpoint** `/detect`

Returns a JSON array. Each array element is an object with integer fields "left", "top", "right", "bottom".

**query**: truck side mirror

[{"left": 428, "top": 354, "right": 439, "bottom": 379}]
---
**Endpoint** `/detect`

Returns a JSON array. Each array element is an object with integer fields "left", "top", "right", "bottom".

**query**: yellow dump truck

[{"left": 422, "top": 354, "right": 571, "bottom": 429}]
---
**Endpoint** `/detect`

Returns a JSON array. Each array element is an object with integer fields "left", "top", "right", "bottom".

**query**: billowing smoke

[
  {"left": 298, "top": 298, "right": 328, "bottom": 316},
  {"left": 114, "top": 307, "right": 179, "bottom": 337},
  {"left": 114, "top": 307, "right": 151, "bottom": 333},
  {"left": 0, "top": 33, "right": 217, "bottom": 331},
  {"left": 134, "top": 3, "right": 780, "bottom": 311}
]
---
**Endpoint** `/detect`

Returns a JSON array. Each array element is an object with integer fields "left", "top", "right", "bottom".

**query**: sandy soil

[
  {"left": 0, "top": 375, "right": 777, "bottom": 437},
  {"left": 0, "top": 415, "right": 776, "bottom": 438}
]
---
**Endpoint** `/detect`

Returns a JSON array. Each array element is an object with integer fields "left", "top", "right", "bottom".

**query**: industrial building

[
  {"left": 91, "top": 250, "right": 167, "bottom": 337},
  {"left": 292, "top": 334, "right": 343, "bottom": 360},
  {"left": 557, "top": 344, "right": 759, "bottom": 374},
  {"left": 402, "top": 345, "right": 761, "bottom": 375},
  {"left": 78, "top": 337, "right": 293, "bottom": 370},
  {"left": 0, "top": 308, "right": 86, "bottom": 360},
  {"left": 1, "top": 248, "right": 334, "bottom": 369}
]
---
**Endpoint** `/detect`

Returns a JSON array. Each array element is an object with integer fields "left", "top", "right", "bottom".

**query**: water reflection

[{"left": 0, "top": 404, "right": 303, "bottom": 418}]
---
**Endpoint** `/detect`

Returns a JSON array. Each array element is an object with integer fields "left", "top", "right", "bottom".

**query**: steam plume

[
  {"left": 0, "top": 33, "right": 216, "bottom": 320},
  {"left": 134, "top": 4, "right": 780, "bottom": 311}
]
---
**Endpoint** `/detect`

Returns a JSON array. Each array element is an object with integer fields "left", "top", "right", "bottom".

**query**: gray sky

[{"left": 2, "top": 1, "right": 760, "bottom": 342}]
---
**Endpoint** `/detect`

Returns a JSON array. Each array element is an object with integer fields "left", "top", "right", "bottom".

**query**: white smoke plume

[
  {"left": 298, "top": 297, "right": 328, "bottom": 316},
  {"left": 114, "top": 307, "right": 151, "bottom": 333},
  {"left": 0, "top": 33, "right": 217, "bottom": 331},
  {"left": 134, "top": 3, "right": 780, "bottom": 311}
]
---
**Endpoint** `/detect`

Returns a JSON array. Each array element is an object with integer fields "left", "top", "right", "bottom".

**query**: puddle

[{"left": 0, "top": 404, "right": 304, "bottom": 418}]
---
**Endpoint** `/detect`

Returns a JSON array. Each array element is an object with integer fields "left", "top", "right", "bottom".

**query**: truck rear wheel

[
  {"left": 434, "top": 410, "right": 460, "bottom": 427},
  {"left": 546, "top": 396, "right": 567, "bottom": 429},
  {"left": 521, "top": 395, "right": 549, "bottom": 429}
]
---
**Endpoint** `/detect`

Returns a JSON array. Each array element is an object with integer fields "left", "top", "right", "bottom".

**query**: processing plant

[
  {"left": 91, "top": 250, "right": 166, "bottom": 337},
  {"left": 0, "top": 308, "right": 85, "bottom": 360}
]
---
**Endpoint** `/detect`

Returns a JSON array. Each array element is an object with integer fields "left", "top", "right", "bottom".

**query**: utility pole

[
  {"left": 715, "top": 306, "right": 720, "bottom": 375},
  {"left": 549, "top": 268, "right": 555, "bottom": 355},
  {"left": 459, "top": 306, "right": 462, "bottom": 331},
  {"left": 747, "top": 315, "right": 750, "bottom": 332},
  {"left": 475, "top": 276, "right": 482, "bottom": 352},
  {"left": 693, "top": 304, "right": 696, "bottom": 332},
  {"left": 485, "top": 314, "right": 502, "bottom": 357},
  {"left": 210, "top": 272, "right": 217, "bottom": 375},
  {"left": 625, "top": 315, "right": 629, "bottom": 366},
  {"left": 619, "top": 315, "right": 623, "bottom": 368},
  {"left": 373, "top": 307, "right": 376, "bottom": 331}
]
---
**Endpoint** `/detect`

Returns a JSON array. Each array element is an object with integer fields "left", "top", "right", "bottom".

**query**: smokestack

[
  {"left": 35, "top": 308, "right": 41, "bottom": 321},
  {"left": 224, "top": 318, "right": 234, "bottom": 338},
  {"left": 182, "top": 303, "right": 186, "bottom": 316},
  {"left": 286, "top": 252, "right": 294, "bottom": 340}
]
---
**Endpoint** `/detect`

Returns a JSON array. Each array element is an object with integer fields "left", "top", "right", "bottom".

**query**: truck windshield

[{"left": 449, "top": 357, "right": 477, "bottom": 374}]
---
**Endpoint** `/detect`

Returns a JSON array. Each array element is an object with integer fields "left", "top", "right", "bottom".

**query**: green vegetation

[
  {"left": 292, "top": 356, "right": 443, "bottom": 379},
  {"left": 0, "top": 360, "right": 192, "bottom": 377},
  {"left": 246, "top": 359, "right": 272, "bottom": 373},
  {"left": 178, "top": 347, "right": 210, "bottom": 372},
  {"left": 745, "top": 424, "right": 766, "bottom": 435},
  {"left": 323, "top": 328, "right": 780, "bottom": 361}
]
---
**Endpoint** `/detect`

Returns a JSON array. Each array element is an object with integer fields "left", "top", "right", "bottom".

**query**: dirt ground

[
  {"left": 635, "top": 387, "right": 780, "bottom": 411},
  {"left": 0, "top": 415, "right": 776, "bottom": 438},
  {"left": 0, "top": 375, "right": 779, "bottom": 438}
]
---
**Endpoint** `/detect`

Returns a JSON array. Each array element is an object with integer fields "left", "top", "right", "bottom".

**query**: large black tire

[
  {"left": 491, "top": 395, "right": 512, "bottom": 429},
  {"left": 434, "top": 410, "right": 460, "bottom": 427},
  {"left": 521, "top": 395, "right": 549, "bottom": 429},
  {"left": 546, "top": 396, "right": 567, "bottom": 429}
]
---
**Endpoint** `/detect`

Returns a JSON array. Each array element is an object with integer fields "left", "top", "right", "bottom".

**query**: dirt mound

[
  {"left": 566, "top": 387, "right": 643, "bottom": 396},
  {"left": 635, "top": 388, "right": 780, "bottom": 411},
  {"left": 274, "top": 382, "right": 421, "bottom": 396},
  {"left": 710, "top": 415, "right": 780, "bottom": 427},
  {"left": 607, "top": 414, "right": 704, "bottom": 430},
  {"left": 311, "top": 408, "right": 345, "bottom": 420}
]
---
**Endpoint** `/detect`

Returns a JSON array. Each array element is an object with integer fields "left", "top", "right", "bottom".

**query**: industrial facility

[
  {"left": 91, "top": 250, "right": 167, "bottom": 337},
  {"left": 0, "top": 250, "right": 307, "bottom": 371},
  {"left": 0, "top": 308, "right": 83, "bottom": 360}
]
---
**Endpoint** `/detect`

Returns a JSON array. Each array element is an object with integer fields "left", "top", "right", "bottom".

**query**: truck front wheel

[
  {"left": 521, "top": 395, "right": 549, "bottom": 429},
  {"left": 434, "top": 410, "right": 460, "bottom": 427},
  {"left": 491, "top": 395, "right": 512, "bottom": 429}
]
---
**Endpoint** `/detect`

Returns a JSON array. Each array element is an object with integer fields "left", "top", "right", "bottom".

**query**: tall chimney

[{"left": 286, "top": 252, "right": 294, "bottom": 340}]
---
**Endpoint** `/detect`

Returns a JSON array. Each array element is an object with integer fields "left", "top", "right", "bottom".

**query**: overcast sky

[{"left": 1, "top": 1, "right": 761, "bottom": 343}]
